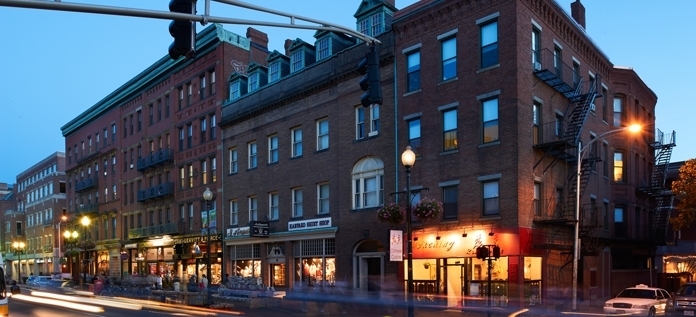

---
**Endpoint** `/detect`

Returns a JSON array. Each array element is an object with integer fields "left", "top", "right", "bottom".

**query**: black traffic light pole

[{"left": 476, "top": 244, "right": 500, "bottom": 309}]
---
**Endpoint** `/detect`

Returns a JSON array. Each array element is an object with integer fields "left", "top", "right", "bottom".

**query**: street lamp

[
  {"left": 55, "top": 212, "right": 68, "bottom": 277},
  {"left": 12, "top": 241, "right": 26, "bottom": 283},
  {"left": 81, "top": 216, "right": 91, "bottom": 288},
  {"left": 401, "top": 146, "right": 416, "bottom": 317},
  {"left": 64, "top": 230, "right": 78, "bottom": 277},
  {"left": 572, "top": 124, "right": 641, "bottom": 310},
  {"left": 203, "top": 187, "right": 214, "bottom": 307}
]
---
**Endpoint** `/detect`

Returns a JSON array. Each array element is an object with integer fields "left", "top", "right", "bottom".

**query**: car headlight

[{"left": 633, "top": 304, "right": 649, "bottom": 309}]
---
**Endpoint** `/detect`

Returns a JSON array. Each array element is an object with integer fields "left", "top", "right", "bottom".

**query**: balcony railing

[
  {"left": 75, "top": 176, "right": 98, "bottom": 192},
  {"left": 42, "top": 245, "right": 54, "bottom": 253},
  {"left": 128, "top": 222, "right": 179, "bottom": 239},
  {"left": 137, "top": 148, "right": 174, "bottom": 171},
  {"left": 76, "top": 203, "right": 98, "bottom": 216},
  {"left": 137, "top": 182, "right": 175, "bottom": 202}
]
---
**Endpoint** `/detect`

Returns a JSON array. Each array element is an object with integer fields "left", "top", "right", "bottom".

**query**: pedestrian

[
  {"left": 156, "top": 274, "right": 163, "bottom": 290},
  {"left": 223, "top": 273, "right": 230, "bottom": 285}
]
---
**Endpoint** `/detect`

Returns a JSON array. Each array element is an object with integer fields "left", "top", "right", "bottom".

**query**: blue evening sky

[{"left": 0, "top": 0, "right": 693, "bottom": 183}]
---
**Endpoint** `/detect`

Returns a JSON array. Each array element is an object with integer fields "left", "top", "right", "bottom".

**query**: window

[
  {"left": 229, "top": 147, "right": 238, "bottom": 174},
  {"left": 188, "top": 204, "right": 194, "bottom": 231},
  {"left": 269, "top": 192, "right": 279, "bottom": 220},
  {"left": 229, "top": 199, "right": 238, "bottom": 225},
  {"left": 200, "top": 117, "right": 207, "bottom": 143},
  {"left": 370, "top": 105, "right": 379, "bottom": 135},
  {"left": 601, "top": 87, "right": 608, "bottom": 122},
  {"left": 137, "top": 110, "right": 142, "bottom": 131},
  {"left": 291, "top": 51, "right": 303, "bottom": 73},
  {"left": 211, "top": 157, "right": 217, "bottom": 183},
  {"left": 291, "top": 127, "right": 302, "bottom": 158},
  {"left": 187, "top": 83, "right": 192, "bottom": 106},
  {"left": 406, "top": 51, "right": 421, "bottom": 92},
  {"left": 480, "top": 20, "right": 498, "bottom": 68},
  {"left": 248, "top": 72, "right": 259, "bottom": 92},
  {"left": 613, "top": 96, "right": 624, "bottom": 127},
  {"left": 483, "top": 180, "right": 499, "bottom": 215},
  {"left": 441, "top": 37, "right": 456, "bottom": 81},
  {"left": 356, "top": 107, "right": 365, "bottom": 140},
  {"left": 572, "top": 61, "right": 580, "bottom": 88},
  {"left": 157, "top": 99, "right": 162, "bottom": 122},
  {"left": 533, "top": 101, "right": 541, "bottom": 145},
  {"left": 165, "top": 94, "right": 170, "bottom": 118},
  {"left": 533, "top": 182, "right": 541, "bottom": 216},
  {"left": 553, "top": 46, "right": 562, "bottom": 77},
  {"left": 614, "top": 206, "right": 626, "bottom": 237},
  {"left": 555, "top": 113, "right": 564, "bottom": 137},
  {"left": 269, "top": 62, "right": 280, "bottom": 82},
  {"left": 317, "top": 183, "right": 329, "bottom": 214},
  {"left": 442, "top": 186, "right": 458, "bottom": 219},
  {"left": 482, "top": 98, "right": 499, "bottom": 143},
  {"left": 316, "top": 119, "right": 329, "bottom": 151},
  {"left": 201, "top": 160, "right": 208, "bottom": 185},
  {"left": 249, "top": 196, "right": 258, "bottom": 221},
  {"left": 178, "top": 127, "right": 184, "bottom": 150},
  {"left": 443, "top": 109, "right": 457, "bottom": 151},
  {"left": 370, "top": 14, "right": 382, "bottom": 36},
  {"left": 352, "top": 157, "right": 384, "bottom": 209},
  {"left": 200, "top": 75, "right": 206, "bottom": 99},
  {"left": 210, "top": 70, "right": 216, "bottom": 95},
  {"left": 188, "top": 164, "right": 194, "bottom": 188},
  {"left": 532, "top": 27, "right": 540, "bottom": 65},
  {"left": 148, "top": 104, "right": 154, "bottom": 125},
  {"left": 292, "top": 188, "right": 303, "bottom": 217},
  {"left": 408, "top": 118, "right": 421, "bottom": 148},
  {"left": 316, "top": 38, "right": 329, "bottom": 60},
  {"left": 614, "top": 151, "right": 625, "bottom": 182},
  {"left": 603, "top": 142, "right": 609, "bottom": 177},
  {"left": 210, "top": 114, "right": 217, "bottom": 140},
  {"left": 268, "top": 135, "right": 279, "bottom": 164},
  {"left": 358, "top": 18, "right": 368, "bottom": 36},
  {"left": 178, "top": 87, "right": 184, "bottom": 110},
  {"left": 186, "top": 124, "right": 193, "bottom": 148},
  {"left": 248, "top": 142, "right": 257, "bottom": 169},
  {"left": 230, "top": 82, "right": 241, "bottom": 100}
]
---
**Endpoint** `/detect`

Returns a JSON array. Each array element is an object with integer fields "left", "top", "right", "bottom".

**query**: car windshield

[
  {"left": 616, "top": 289, "right": 655, "bottom": 299},
  {"left": 676, "top": 285, "right": 696, "bottom": 296}
]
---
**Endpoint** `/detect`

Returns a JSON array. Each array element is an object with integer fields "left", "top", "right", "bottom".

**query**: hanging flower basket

[
  {"left": 78, "top": 240, "right": 96, "bottom": 250},
  {"left": 412, "top": 198, "right": 443, "bottom": 222},
  {"left": 377, "top": 202, "right": 405, "bottom": 225}
]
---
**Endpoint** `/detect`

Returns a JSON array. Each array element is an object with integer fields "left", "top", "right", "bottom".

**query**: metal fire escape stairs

[
  {"left": 637, "top": 129, "right": 677, "bottom": 245},
  {"left": 531, "top": 49, "right": 599, "bottom": 262}
]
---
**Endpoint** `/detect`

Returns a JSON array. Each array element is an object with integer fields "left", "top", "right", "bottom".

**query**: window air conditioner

[
  {"left": 533, "top": 62, "right": 542, "bottom": 71},
  {"left": 589, "top": 103, "right": 596, "bottom": 112},
  {"left": 130, "top": 164, "right": 134, "bottom": 169}
]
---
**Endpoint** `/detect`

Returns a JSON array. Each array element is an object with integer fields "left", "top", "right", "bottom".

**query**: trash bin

[
  {"left": 174, "top": 281, "right": 180, "bottom": 292},
  {"left": 93, "top": 280, "right": 103, "bottom": 295}
]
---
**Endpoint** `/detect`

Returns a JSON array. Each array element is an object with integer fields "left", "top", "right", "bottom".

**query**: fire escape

[
  {"left": 531, "top": 48, "right": 599, "bottom": 260},
  {"left": 637, "top": 129, "right": 677, "bottom": 245}
]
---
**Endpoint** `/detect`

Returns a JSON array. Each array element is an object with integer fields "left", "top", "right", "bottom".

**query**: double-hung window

[
  {"left": 249, "top": 196, "right": 258, "bottom": 221},
  {"left": 248, "top": 73, "right": 259, "bottom": 92},
  {"left": 229, "top": 199, "right": 238, "bottom": 225},
  {"left": 291, "top": 127, "right": 302, "bottom": 158},
  {"left": 200, "top": 75, "right": 206, "bottom": 99},
  {"left": 291, "top": 51, "right": 303, "bottom": 73},
  {"left": 269, "top": 192, "right": 279, "bottom": 220},
  {"left": 268, "top": 135, "right": 279, "bottom": 164},
  {"left": 483, "top": 180, "right": 500, "bottom": 216},
  {"left": 370, "top": 105, "right": 379, "bottom": 135},
  {"left": 356, "top": 107, "right": 365, "bottom": 140},
  {"left": 318, "top": 183, "right": 329, "bottom": 214},
  {"left": 230, "top": 82, "right": 241, "bottom": 100},
  {"left": 408, "top": 118, "right": 421, "bottom": 148},
  {"left": 317, "top": 119, "right": 329, "bottom": 151},
  {"left": 479, "top": 16, "right": 498, "bottom": 68},
  {"left": 614, "top": 151, "right": 625, "bottom": 182},
  {"left": 316, "top": 38, "right": 329, "bottom": 60},
  {"left": 533, "top": 182, "right": 541, "bottom": 216},
  {"left": 269, "top": 62, "right": 280, "bottom": 83},
  {"left": 443, "top": 108, "right": 457, "bottom": 151},
  {"left": 200, "top": 117, "right": 207, "bottom": 143},
  {"left": 248, "top": 142, "right": 257, "bottom": 169},
  {"left": 292, "top": 188, "right": 303, "bottom": 217},
  {"left": 482, "top": 98, "right": 499, "bottom": 143},
  {"left": 532, "top": 26, "right": 541, "bottom": 66},
  {"left": 229, "top": 147, "right": 238, "bottom": 174},
  {"left": 406, "top": 50, "right": 421, "bottom": 92},
  {"left": 442, "top": 185, "right": 458, "bottom": 219},
  {"left": 440, "top": 33, "right": 457, "bottom": 81},
  {"left": 613, "top": 96, "right": 624, "bottom": 127}
]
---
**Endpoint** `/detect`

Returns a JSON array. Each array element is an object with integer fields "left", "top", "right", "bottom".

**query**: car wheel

[{"left": 647, "top": 307, "right": 656, "bottom": 317}]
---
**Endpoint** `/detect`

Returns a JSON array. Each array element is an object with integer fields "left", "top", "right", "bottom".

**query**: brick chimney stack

[{"left": 571, "top": 0, "right": 586, "bottom": 30}]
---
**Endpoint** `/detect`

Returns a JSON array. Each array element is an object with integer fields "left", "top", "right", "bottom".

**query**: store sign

[
  {"left": 389, "top": 230, "right": 403, "bottom": 261},
  {"left": 251, "top": 221, "right": 270, "bottom": 238},
  {"left": 173, "top": 234, "right": 222, "bottom": 244},
  {"left": 227, "top": 226, "right": 250, "bottom": 237},
  {"left": 288, "top": 217, "right": 331, "bottom": 231}
]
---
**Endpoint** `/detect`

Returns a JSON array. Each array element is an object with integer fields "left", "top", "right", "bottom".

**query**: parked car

[
  {"left": 32, "top": 276, "right": 53, "bottom": 288},
  {"left": 672, "top": 282, "right": 696, "bottom": 316},
  {"left": 604, "top": 284, "right": 672, "bottom": 316},
  {"left": 40, "top": 279, "right": 76, "bottom": 294}
]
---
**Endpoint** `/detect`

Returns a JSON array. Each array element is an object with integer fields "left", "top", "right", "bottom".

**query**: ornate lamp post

[
  {"left": 81, "top": 216, "right": 91, "bottom": 288},
  {"left": 63, "top": 230, "right": 79, "bottom": 277},
  {"left": 12, "top": 241, "right": 26, "bottom": 283},
  {"left": 571, "top": 124, "right": 641, "bottom": 310},
  {"left": 203, "top": 187, "right": 214, "bottom": 307},
  {"left": 401, "top": 146, "right": 416, "bottom": 317}
]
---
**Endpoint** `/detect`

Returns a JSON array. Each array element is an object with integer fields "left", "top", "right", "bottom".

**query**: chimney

[
  {"left": 284, "top": 39, "right": 293, "bottom": 56},
  {"left": 246, "top": 27, "right": 269, "bottom": 50},
  {"left": 570, "top": 0, "right": 586, "bottom": 30}
]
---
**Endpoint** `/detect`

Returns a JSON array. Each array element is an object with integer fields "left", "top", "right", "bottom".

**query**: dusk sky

[{"left": 1, "top": 0, "right": 693, "bottom": 183}]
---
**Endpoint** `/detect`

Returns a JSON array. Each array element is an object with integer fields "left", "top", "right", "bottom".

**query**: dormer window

[
  {"left": 230, "top": 82, "right": 241, "bottom": 100},
  {"left": 291, "top": 51, "right": 303, "bottom": 73},
  {"left": 248, "top": 73, "right": 259, "bottom": 92},
  {"left": 371, "top": 14, "right": 382, "bottom": 36},
  {"left": 269, "top": 62, "right": 280, "bottom": 82},
  {"left": 358, "top": 13, "right": 383, "bottom": 37},
  {"left": 316, "top": 38, "right": 329, "bottom": 60}
]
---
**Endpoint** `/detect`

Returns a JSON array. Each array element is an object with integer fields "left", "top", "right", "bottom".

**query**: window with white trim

[
  {"left": 229, "top": 199, "right": 238, "bottom": 225},
  {"left": 229, "top": 147, "right": 238, "bottom": 174},
  {"left": 292, "top": 188, "right": 303, "bottom": 217},
  {"left": 249, "top": 196, "right": 258, "bottom": 221},
  {"left": 352, "top": 157, "right": 384, "bottom": 209},
  {"left": 268, "top": 135, "right": 279, "bottom": 164},
  {"left": 317, "top": 183, "right": 329, "bottom": 214},
  {"left": 291, "top": 127, "right": 302, "bottom": 158},
  {"left": 269, "top": 192, "right": 279, "bottom": 220},
  {"left": 316, "top": 119, "right": 329, "bottom": 151},
  {"left": 483, "top": 180, "right": 500, "bottom": 216},
  {"left": 248, "top": 142, "right": 257, "bottom": 169}
]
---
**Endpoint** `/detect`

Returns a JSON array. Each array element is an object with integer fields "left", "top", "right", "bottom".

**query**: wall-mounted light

[
  {"left": 462, "top": 232, "right": 468, "bottom": 238},
  {"left": 414, "top": 236, "right": 419, "bottom": 241},
  {"left": 488, "top": 229, "right": 495, "bottom": 236}
]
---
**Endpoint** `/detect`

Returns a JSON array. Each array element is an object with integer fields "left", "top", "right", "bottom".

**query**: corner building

[
  {"left": 220, "top": 0, "right": 676, "bottom": 310},
  {"left": 61, "top": 24, "right": 269, "bottom": 282}
]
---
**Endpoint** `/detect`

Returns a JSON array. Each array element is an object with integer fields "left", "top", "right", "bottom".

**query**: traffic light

[
  {"left": 168, "top": 0, "right": 196, "bottom": 60},
  {"left": 357, "top": 46, "right": 383, "bottom": 107},
  {"left": 492, "top": 246, "right": 501, "bottom": 259},
  {"left": 476, "top": 246, "right": 489, "bottom": 260}
]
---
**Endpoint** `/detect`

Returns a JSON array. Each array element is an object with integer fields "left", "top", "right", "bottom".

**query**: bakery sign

[{"left": 288, "top": 217, "right": 331, "bottom": 231}]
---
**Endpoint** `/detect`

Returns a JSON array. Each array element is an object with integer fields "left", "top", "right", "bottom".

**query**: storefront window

[
  {"left": 294, "top": 238, "right": 336, "bottom": 287},
  {"left": 231, "top": 244, "right": 261, "bottom": 278},
  {"left": 524, "top": 257, "right": 542, "bottom": 305}
]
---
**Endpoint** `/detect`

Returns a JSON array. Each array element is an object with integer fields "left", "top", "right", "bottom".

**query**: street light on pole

[
  {"left": 64, "top": 230, "right": 79, "bottom": 277},
  {"left": 12, "top": 241, "right": 26, "bottom": 283},
  {"left": 81, "top": 216, "right": 91, "bottom": 288},
  {"left": 203, "top": 187, "right": 214, "bottom": 307},
  {"left": 572, "top": 124, "right": 641, "bottom": 311},
  {"left": 55, "top": 211, "right": 68, "bottom": 277},
  {"left": 401, "top": 146, "right": 416, "bottom": 317}
]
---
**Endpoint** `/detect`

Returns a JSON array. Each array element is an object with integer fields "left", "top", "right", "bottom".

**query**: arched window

[{"left": 352, "top": 157, "right": 384, "bottom": 209}]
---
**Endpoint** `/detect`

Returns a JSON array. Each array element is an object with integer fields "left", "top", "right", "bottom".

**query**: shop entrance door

[{"left": 444, "top": 262, "right": 466, "bottom": 308}]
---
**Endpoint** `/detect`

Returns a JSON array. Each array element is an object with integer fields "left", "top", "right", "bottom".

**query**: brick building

[
  {"left": 219, "top": 0, "right": 675, "bottom": 309},
  {"left": 60, "top": 24, "right": 269, "bottom": 282},
  {"left": 4, "top": 152, "right": 66, "bottom": 281}
]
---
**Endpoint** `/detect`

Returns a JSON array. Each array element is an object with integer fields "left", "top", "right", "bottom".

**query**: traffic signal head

[
  {"left": 493, "top": 246, "right": 501, "bottom": 259},
  {"left": 476, "top": 246, "right": 489, "bottom": 259},
  {"left": 357, "top": 46, "right": 383, "bottom": 107},
  {"left": 168, "top": 0, "right": 196, "bottom": 60}
]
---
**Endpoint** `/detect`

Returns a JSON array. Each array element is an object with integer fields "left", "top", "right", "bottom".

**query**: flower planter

[
  {"left": 412, "top": 198, "right": 443, "bottom": 222},
  {"left": 377, "top": 202, "right": 404, "bottom": 225}
]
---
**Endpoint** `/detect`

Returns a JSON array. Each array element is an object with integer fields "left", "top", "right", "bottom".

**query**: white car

[{"left": 604, "top": 284, "right": 672, "bottom": 316}]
